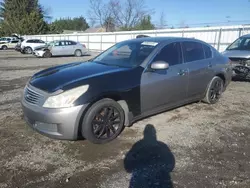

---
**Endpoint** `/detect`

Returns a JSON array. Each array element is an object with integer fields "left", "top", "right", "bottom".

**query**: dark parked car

[
  {"left": 21, "top": 37, "right": 232, "bottom": 144},
  {"left": 136, "top": 35, "right": 150, "bottom": 38},
  {"left": 222, "top": 34, "right": 250, "bottom": 80}
]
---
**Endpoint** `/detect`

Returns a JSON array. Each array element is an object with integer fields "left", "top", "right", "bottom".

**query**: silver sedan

[{"left": 33, "top": 40, "right": 88, "bottom": 58}]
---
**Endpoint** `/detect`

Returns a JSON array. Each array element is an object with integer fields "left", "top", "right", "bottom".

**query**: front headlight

[{"left": 43, "top": 85, "right": 89, "bottom": 108}]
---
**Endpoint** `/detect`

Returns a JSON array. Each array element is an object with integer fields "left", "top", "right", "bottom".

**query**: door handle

[
  {"left": 208, "top": 62, "right": 212, "bottom": 68},
  {"left": 178, "top": 69, "right": 188, "bottom": 76}
]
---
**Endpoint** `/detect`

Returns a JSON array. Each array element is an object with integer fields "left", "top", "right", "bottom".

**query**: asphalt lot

[{"left": 0, "top": 50, "right": 249, "bottom": 188}]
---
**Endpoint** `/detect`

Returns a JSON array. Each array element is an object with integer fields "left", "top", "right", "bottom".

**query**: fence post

[
  {"left": 100, "top": 34, "right": 103, "bottom": 52},
  {"left": 217, "top": 29, "right": 222, "bottom": 51},
  {"left": 238, "top": 28, "right": 243, "bottom": 37}
]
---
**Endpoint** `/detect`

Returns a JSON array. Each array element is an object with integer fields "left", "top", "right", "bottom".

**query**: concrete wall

[{"left": 23, "top": 25, "right": 250, "bottom": 52}]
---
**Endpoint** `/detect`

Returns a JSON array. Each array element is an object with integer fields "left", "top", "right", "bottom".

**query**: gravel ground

[{"left": 0, "top": 50, "right": 249, "bottom": 188}]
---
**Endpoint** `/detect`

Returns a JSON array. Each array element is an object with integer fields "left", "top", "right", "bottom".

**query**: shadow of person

[{"left": 124, "top": 124, "right": 175, "bottom": 188}]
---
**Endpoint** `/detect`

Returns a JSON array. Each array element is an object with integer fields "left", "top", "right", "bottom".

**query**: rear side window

[
  {"left": 26, "top": 40, "right": 34, "bottom": 43},
  {"left": 182, "top": 41, "right": 205, "bottom": 62},
  {"left": 69, "top": 41, "right": 77, "bottom": 45},
  {"left": 203, "top": 44, "right": 212, "bottom": 59},
  {"left": 64, "top": 41, "right": 76, "bottom": 45},
  {"left": 153, "top": 42, "right": 182, "bottom": 66}
]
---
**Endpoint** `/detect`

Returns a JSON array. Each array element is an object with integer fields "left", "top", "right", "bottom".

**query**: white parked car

[
  {"left": 33, "top": 40, "right": 88, "bottom": 58},
  {"left": 0, "top": 40, "right": 19, "bottom": 50},
  {"left": 21, "top": 39, "right": 46, "bottom": 54}
]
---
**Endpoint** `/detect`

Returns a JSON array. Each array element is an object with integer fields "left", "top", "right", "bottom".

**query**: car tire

[
  {"left": 81, "top": 98, "right": 125, "bottom": 144},
  {"left": 203, "top": 76, "right": 224, "bottom": 104},
  {"left": 43, "top": 50, "right": 52, "bottom": 58},
  {"left": 24, "top": 47, "right": 32, "bottom": 54},
  {"left": 2, "top": 45, "right": 7, "bottom": 50},
  {"left": 74, "top": 50, "right": 82, "bottom": 57}
]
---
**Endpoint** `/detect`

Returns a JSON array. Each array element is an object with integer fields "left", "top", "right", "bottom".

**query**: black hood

[{"left": 30, "top": 61, "right": 131, "bottom": 93}]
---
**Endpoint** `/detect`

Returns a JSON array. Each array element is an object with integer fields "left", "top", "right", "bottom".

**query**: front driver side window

[{"left": 153, "top": 42, "right": 182, "bottom": 66}]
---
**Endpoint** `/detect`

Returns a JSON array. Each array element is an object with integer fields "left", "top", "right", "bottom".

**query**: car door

[
  {"left": 9, "top": 40, "right": 19, "bottom": 48},
  {"left": 67, "top": 41, "right": 77, "bottom": 55},
  {"left": 182, "top": 41, "right": 214, "bottom": 99},
  {"left": 140, "top": 42, "right": 189, "bottom": 113},
  {"left": 51, "top": 41, "right": 64, "bottom": 56},
  {"left": 60, "top": 41, "right": 71, "bottom": 55},
  {"left": 31, "top": 40, "right": 40, "bottom": 49}
]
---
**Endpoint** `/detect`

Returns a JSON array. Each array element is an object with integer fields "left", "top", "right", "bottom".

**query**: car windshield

[
  {"left": 92, "top": 40, "right": 159, "bottom": 68},
  {"left": 227, "top": 37, "right": 250, "bottom": 51}
]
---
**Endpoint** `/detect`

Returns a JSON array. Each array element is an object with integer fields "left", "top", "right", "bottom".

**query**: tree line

[{"left": 0, "top": 0, "right": 156, "bottom": 36}]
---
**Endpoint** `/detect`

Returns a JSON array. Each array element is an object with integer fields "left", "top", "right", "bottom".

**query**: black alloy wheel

[
  {"left": 203, "top": 76, "right": 224, "bottom": 104},
  {"left": 209, "top": 79, "right": 223, "bottom": 103},
  {"left": 92, "top": 106, "right": 121, "bottom": 139},
  {"left": 82, "top": 98, "right": 125, "bottom": 144}
]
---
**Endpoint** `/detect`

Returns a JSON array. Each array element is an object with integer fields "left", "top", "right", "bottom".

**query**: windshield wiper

[{"left": 94, "top": 61, "right": 129, "bottom": 68}]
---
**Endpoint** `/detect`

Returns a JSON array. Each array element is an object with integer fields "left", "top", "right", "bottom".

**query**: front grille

[{"left": 24, "top": 87, "right": 43, "bottom": 105}]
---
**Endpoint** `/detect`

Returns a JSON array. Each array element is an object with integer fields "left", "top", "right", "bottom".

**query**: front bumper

[
  {"left": 33, "top": 50, "right": 45, "bottom": 57},
  {"left": 21, "top": 98, "right": 88, "bottom": 140}
]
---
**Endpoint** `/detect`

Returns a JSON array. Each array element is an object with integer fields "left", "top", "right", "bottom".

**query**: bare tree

[
  {"left": 159, "top": 11, "right": 167, "bottom": 29},
  {"left": 88, "top": 0, "right": 153, "bottom": 30},
  {"left": 104, "top": 16, "right": 116, "bottom": 32},
  {"left": 89, "top": 18, "right": 96, "bottom": 27},
  {"left": 88, "top": 0, "right": 112, "bottom": 28}
]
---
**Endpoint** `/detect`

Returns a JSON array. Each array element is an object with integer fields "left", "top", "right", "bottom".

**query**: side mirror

[{"left": 150, "top": 61, "right": 169, "bottom": 70}]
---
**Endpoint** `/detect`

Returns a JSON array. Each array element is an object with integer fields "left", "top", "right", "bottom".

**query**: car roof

[
  {"left": 126, "top": 36, "right": 207, "bottom": 44},
  {"left": 240, "top": 34, "right": 250, "bottom": 38},
  {"left": 51, "top": 40, "right": 76, "bottom": 42},
  {"left": 25, "top": 39, "right": 42, "bottom": 41}
]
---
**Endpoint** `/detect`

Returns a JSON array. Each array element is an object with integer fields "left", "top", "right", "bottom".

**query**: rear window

[{"left": 182, "top": 41, "right": 205, "bottom": 62}]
